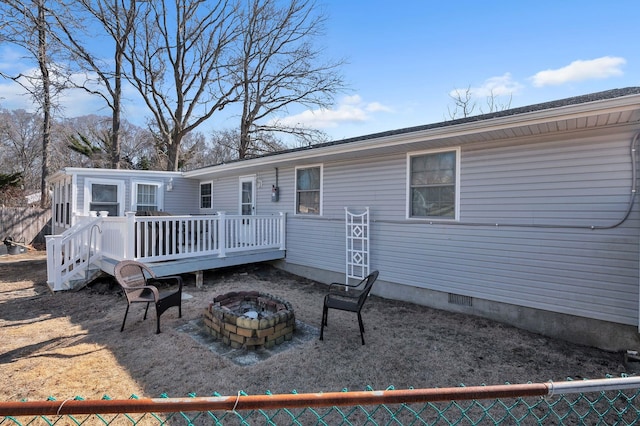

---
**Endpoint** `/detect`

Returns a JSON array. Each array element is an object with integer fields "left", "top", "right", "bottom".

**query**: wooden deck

[
  {"left": 46, "top": 212, "right": 287, "bottom": 291},
  {"left": 98, "top": 248, "right": 286, "bottom": 286}
]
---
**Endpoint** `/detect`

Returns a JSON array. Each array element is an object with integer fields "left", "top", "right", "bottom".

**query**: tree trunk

[
  {"left": 166, "top": 131, "right": 181, "bottom": 171},
  {"left": 37, "top": 0, "right": 50, "bottom": 208},
  {"left": 111, "top": 65, "right": 121, "bottom": 169}
]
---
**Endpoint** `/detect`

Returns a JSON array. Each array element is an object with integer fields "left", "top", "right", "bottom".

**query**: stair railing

[{"left": 46, "top": 216, "right": 103, "bottom": 291}]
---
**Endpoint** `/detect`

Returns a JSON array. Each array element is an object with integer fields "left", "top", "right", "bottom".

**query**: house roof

[
  {"left": 186, "top": 86, "right": 640, "bottom": 180},
  {"left": 48, "top": 167, "right": 183, "bottom": 184}
]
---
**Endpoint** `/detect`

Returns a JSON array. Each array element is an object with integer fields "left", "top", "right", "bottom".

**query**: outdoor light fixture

[{"left": 167, "top": 178, "right": 174, "bottom": 192}]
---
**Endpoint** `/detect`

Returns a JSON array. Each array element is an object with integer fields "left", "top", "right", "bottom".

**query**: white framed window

[
  {"left": 84, "top": 178, "right": 125, "bottom": 217},
  {"left": 131, "top": 181, "right": 163, "bottom": 212},
  {"left": 407, "top": 148, "right": 460, "bottom": 220},
  {"left": 295, "top": 165, "right": 322, "bottom": 215},
  {"left": 200, "top": 182, "right": 212, "bottom": 209}
]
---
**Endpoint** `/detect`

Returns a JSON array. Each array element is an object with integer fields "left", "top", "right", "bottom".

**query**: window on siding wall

[
  {"left": 409, "top": 150, "right": 458, "bottom": 219},
  {"left": 296, "top": 166, "right": 322, "bottom": 215},
  {"left": 200, "top": 182, "right": 212, "bottom": 209},
  {"left": 90, "top": 183, "right": 119, "bottom": 216},
  {"left": 136, "top": 183, "right": 159, "bottom": 212}
]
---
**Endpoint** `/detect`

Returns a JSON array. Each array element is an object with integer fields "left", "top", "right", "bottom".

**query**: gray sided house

[
  {"left": 48, "top": 87, "right": 640, "bottom": 351},
  {"left": 48, "top": 168, "right": 194, "bottom": 235}
]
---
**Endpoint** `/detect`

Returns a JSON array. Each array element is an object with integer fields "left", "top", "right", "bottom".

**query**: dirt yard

[{"left": 0, "top": 252, "right": 633, "bottom": 402}]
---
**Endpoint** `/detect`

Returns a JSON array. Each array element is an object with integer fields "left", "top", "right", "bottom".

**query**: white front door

[
  {"left": 239, "top": 176, "right": 256, "bottom": 216},
  {"left": 239, "top": 176, "right": 256, "bottom": 245}
]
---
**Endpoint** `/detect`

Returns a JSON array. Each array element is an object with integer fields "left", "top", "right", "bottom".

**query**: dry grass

[{"left": 0, "top": 252, "right": 631, "bottom": 402}]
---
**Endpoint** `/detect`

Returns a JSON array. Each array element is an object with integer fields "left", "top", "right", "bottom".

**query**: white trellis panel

[{"left": 345, "top": 207, "right": 369, "bottom": 284}]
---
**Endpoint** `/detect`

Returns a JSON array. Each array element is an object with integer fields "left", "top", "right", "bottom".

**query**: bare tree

[
  {"left": 483, "top": 88, "right": 512, "bottom": 114},
  {"left": 50, "top": 114, "right": 158, "bottom": 170},
  {"left": 124, "top": 0, "right": 241, "bottom": 171},
  {"left": 235, "top": 0, "right": 345, "bottom": 158},
  {"left": 208, "top": 127, "right": 288, "bottom": 163},
  {"left": 0, "top": 0, "right": 65, "bottom": 207},
  {"left": 53, "top": 0, "right": 141, "bottom": 169},
  {"left": 447, "top": 86, "right": 476, "bottom": 119},
  {"left": 447, "top": 85, "right": 512, "bottom": 120},
  {"left": 0, "top": 109, "right": 43, "bottom": 191}
]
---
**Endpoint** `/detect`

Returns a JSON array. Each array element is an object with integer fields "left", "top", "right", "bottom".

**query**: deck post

[
  {"left": 217, "top": 211, "right": 227, "bottom": 258},
  {"left": 124, "top": 212, "right": 136, "bottom": 259},
  {"left": 279, "top": 212, "right": 286, "bottom": 250},
  {"left": 194, "top": 270, "right": 203, "bottom": 288},
  {"left": 45, "top": 235, "right": 62, "bottom": 290}
]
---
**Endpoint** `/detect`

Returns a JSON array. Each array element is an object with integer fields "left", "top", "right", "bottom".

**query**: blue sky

[{"left": 0, "top": 0, "right": 637, "bottom": 142}]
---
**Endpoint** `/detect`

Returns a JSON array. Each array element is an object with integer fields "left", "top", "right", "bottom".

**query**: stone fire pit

[{"left": 203, "top": 291, "right": 295, "bottom": 350}]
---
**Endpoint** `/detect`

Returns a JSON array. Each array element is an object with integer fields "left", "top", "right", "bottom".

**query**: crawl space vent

[{"left": 448, "top": 293, "right": 473, "bottom": 307}]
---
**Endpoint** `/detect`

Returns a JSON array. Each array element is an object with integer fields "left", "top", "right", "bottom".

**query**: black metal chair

[
  {"left": 320, "top": 270, "right": 379, "bottom": 345},
  {"left": 114, "top": 260, "right": 183, "bottom": 334}
]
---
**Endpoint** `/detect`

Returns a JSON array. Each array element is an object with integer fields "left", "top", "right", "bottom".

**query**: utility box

[{"left": 271, "top": 185, "right": 280, "bottom": 202}]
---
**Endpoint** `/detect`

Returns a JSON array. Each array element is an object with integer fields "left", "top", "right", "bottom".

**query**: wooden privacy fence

[{"left": 0, "top": 207, "right": 51, "bottom": 247}]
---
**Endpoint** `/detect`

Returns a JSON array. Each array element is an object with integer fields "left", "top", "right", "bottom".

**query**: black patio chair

[
  {"left": 320, "top": 270, "right": 379, "bottom": 345},
  {"left": 114, "top": 260, "right": 183, "bottom": 334}
]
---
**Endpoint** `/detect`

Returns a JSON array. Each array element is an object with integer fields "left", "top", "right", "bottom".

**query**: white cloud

[
  {"left": 276, "top": 95, "right": 392, "bottom": 129},
  {"left": 449, "top": 73, "right": 523, "bottom": 99},
  {"left": 530, "top": 56, "right": 626, "bottom": 87}
]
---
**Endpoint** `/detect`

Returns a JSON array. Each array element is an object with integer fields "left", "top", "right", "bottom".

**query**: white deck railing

[{"left": 46, "top": 212, "right": 286, "bottom": 291}]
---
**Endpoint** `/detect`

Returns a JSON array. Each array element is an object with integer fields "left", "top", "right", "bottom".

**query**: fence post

[
  {"left": 217, "top": 211, "right": 226, "bottom": 258},
  {"left": 125, "top": 212, "right": 136, "bottom": 260},
  {"left": 279, "top": 212, "right": 286, "bottom": 250}
]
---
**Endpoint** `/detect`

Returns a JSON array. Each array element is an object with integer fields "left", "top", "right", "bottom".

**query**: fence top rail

[{"left": 2, "top": 377, "right": 639, "bottom": 417}]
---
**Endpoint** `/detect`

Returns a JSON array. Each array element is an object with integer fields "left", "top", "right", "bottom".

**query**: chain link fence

[{"left": 2, "top": 377, "right": 639, "bottom": 425}]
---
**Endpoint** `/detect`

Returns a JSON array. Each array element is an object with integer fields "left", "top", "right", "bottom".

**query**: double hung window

[
  {"left": 136, "top": 184, "right": 159, "bottom": 212},
  {"left": 295, "top": 165, "right": 322, "bottom": 215},
  {"left": 200, "top": 182, "right": 212, "bottom": 209},
  {"left": 90, "top": 183, "right": 120, "bottom": 216},
  {"left": 409, "top": 149, "right": 459, "bottom": 219}
]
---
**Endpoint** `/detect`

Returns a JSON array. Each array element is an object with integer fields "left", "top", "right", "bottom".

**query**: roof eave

[{"left": 184, "top": 93, "right": 640, "bottom": 179}]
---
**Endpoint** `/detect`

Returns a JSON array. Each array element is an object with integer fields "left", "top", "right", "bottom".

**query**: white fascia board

[{"left": 50, "top": 167, "right": 183, "bottom": 179}]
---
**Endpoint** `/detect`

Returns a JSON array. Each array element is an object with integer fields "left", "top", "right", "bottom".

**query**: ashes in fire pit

[{"left": 203, "top": 291, "right": 295, "bottom": 350}]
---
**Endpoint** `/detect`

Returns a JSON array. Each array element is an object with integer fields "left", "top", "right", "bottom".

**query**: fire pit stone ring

[{"left": 204, "top": 291, "right": 295, "bottom": 350}]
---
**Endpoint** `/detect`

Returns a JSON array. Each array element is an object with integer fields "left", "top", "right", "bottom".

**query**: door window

[{"left": 240, "top": 177, "right": 255, "bottom": 215}]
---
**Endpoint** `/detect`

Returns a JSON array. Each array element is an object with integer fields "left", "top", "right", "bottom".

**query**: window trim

[
  {"left": 130, "top": 180, "right": 164, "bottom": 213},
  {"left": 200, "top": 181, "right": 213, "bottom": 210},
  {"left": 294, "top": 164, "right": 323, "bottom": 216},
  {"left": 84, "top": 178, "right": 125, "bottom": 217},
  {"left": 406, "top": 148, "right": 460, "bottom": 221}
]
